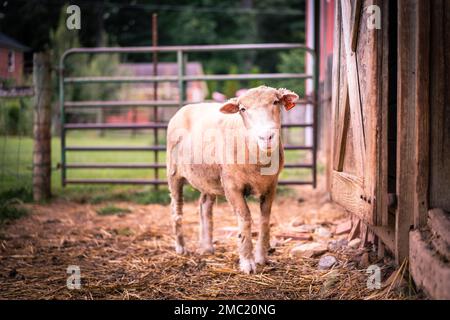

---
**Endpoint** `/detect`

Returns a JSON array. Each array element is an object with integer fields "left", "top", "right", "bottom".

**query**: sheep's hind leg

[
  {"left": 255, "top": 189, "right": 275, "bottom": 265},
  {"left": 198, "top": 193, "right": 216, "bottom": 254},
  {"left": 169, "top": 176, "right": 187, "bottom": 255}
]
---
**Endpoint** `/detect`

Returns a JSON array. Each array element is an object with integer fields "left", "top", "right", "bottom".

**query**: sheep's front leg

[
  {"left": 256, "top": 189, "right": 275, "bottom": 265},
  {"left": 199, "top": 193, "right": 216, "bottom": 254},
  {"left": 225, "top": 189, "right": 255, "bottom": 274}
]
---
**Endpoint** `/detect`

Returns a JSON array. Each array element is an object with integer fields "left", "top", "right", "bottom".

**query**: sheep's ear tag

[{"left": 284, "top": 100, "right": 296, "bottom": 111}]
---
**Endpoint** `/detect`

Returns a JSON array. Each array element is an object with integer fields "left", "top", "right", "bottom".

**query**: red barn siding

[{"left": 0, "top": 48, "right": 24, "bottom": 84}]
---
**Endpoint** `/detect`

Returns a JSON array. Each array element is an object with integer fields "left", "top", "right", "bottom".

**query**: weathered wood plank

[
  {"left": 371, "top": 225, "right": 396, "bottom": 253},
  {"left": 341, "top": 0, "right": 366, "bottom": 178},
  {"left": 348, "top": 217, "right": 361, "bottom": 241},
  {"left": 396, "top": 0, "right": 418, "bottom": 264},
  {"left": 429, "top": 0, "right": 450, "bottom": 212},
  {"left": 414, "top": 0, "right": 430, "bottom": 228},
  {"left": 363, "top": 0, "right": 382, "bottom": 225},
  {"left": 333, "top": 80, "right": 349, "bottom": 171},
  {"left": 350, "top": 0, "right": 363, "bottom": 52},
  {"left": 33, "top": 52, "right": 52, "bottom": 202},
  {"left": 331, "top": 171, "right": 371, "bottom": 222},
  {"left": 330, "top": 0, "right": 342, "bottom": 174}
]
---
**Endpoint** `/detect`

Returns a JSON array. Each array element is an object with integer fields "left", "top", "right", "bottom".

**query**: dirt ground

[{"left": 0, "top": 185, "right": 418, "bottom": 300}]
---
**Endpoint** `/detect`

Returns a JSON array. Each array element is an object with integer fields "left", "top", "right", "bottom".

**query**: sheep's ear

[
  {"left": 219, "top": 98, "right": 239, "bottom": 114},
  {"left": 277, "top": 88, "right": 299, "bottom": 111}
]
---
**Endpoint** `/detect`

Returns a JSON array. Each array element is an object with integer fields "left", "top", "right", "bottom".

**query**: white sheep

[{"left": 166, "top": 85, "right": 299, "bottom": 273}]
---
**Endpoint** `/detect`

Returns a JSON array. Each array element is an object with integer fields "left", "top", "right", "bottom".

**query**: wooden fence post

[{"left": 33, "top": 52, "right": 52, "bottom": 201}]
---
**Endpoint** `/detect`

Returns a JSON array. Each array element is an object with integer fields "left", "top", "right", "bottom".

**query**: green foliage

[
  {"left": 0, "top": 98, "right": 33, "bottom": 136},
  {"left": 0, "top": 192, "right": 29, "bottom": 223},
  {"left": 0, "top": 203, "right": 28, "bottom": 223},
  {"left": 222, "top": 65, "right": 239, "bottom": 98},
  {"left": 277, "top": 49, "right": 306, "bottom": 97},
  {"left": 88, "top": 185, "right": 200, "bottom": 206},
  {"left": 0, "top": 187, "right": 33, "bottom": 204},
  {"left": 96, "top": 205, "right": 131, "bottom": 216},
  {"left": 0, "top": 78, "right": 16, "bottom": 89},
  {"left": 50, "top": 6, "right": 122, "bottom": 110}
]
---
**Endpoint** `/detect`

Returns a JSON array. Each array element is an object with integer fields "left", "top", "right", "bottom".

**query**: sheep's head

[{"left": 219, "top": 85, "right": 299, "bottom": 151}]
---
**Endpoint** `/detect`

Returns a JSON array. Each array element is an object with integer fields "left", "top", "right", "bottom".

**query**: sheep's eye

[{"left": 239, "top": 107, "right": 246, "bottom": 112}]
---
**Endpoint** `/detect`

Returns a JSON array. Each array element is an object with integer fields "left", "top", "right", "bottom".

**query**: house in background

[{"left": 0, "top": 32, "right": 29, "bottom": 86}]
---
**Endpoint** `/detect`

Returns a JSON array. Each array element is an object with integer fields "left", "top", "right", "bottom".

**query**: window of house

[{"left": 8, "top": 50, "right": 15, "bottom": 73}]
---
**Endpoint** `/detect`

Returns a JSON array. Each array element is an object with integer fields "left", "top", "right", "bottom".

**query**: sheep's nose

[{"left": 258, "top": 132, "right": 275, "bottom": 141}]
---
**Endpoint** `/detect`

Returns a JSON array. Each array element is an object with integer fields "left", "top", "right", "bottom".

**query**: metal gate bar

[{"left": 59, "top": 43, "right": 318, "bottom": 187}]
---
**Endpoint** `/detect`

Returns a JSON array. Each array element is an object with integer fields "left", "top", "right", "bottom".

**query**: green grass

[
  {"left": 0, "top": 132, "right": 312, "bottom": 204},
  {"left": 0, "top": 204, "right": 28, "bottom": 223},
  {"left": 96, "top": 205, "right": 131, "bottom": 216}
]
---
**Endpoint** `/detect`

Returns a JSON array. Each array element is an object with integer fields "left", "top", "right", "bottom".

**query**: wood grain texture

[
  {"left": 350, "top": 0, "right": 363, "bottom": 52},
  {"left": 331, "top": 171, "right": 371, "bottom": 222},
  {"left": 371, "top": 225, "right": 396, "bottom": 253},
  {"left": 429, "top": 0, "right": 450, "bottom": 212},
  {"left": 341, "top": 0, "right": 366, "bottom": 177},
  {"left": 32, "top": 52, "right": 52, "bottom": 202},
  {"left": 364, "top": 0, "right": 382, "bottom": 225},
  {"left": 414, "top": 0, "right": 430, "bottom": 228},
  {"left": 396, "top": 0, "right": 417, "bottom": 264},
  {"left": 331, "top": 0, "right": 342, "bottom": 173},
  {"left": 333, "top": 80, "right": 349, "bottom": 171}
]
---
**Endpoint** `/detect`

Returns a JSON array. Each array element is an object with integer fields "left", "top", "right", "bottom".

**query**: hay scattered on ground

[{"left": 0, "top": 186, "right": 420, "bottom": 300}]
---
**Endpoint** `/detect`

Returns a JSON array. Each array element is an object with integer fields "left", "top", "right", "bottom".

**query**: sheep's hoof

[
  {"left": 175, "top": 244, "right": 187, "bottom": 255},
  {"left": 240, "top": 258, "right": 256, "bottom": 274},
  {"left": 199, "top": 246, "right": 215, "bottom": 255},
  {"left": 255, "top": 253, "right": 267, "bottom": 265}
]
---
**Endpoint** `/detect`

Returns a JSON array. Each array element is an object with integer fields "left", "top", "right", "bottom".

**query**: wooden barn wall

[{"left": 429, "top": 0, "right": 450, "bottom": 212}]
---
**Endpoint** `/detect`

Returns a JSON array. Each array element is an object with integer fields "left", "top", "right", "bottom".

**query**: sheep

[{"left": 166, "top": 85, "right": 299, "bottom": 273}]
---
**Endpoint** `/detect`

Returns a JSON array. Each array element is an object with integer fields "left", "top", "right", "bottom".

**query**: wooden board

[
  {"left": 330, "top": 0, "right": 382, "bottom": 225},
  {"left": 429, "top": 0, "right": 450, "bottom": 213}
]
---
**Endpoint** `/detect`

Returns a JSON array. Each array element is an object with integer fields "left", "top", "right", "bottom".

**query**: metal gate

[{"left": 59, "top": 43, "right": 318, "bottom": 187}]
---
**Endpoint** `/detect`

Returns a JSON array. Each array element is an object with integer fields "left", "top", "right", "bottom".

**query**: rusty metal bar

[
  {"left": 66, "top": 146, "right": 165, "bottom": 151},
  {"left": 283, "top": 163, "right": 314, "bottom": 168},
  {"left": 64, "top": 163, "right": 310, "bottom": 169},
  {"left": 61, "top": 43, "right": 313, "bottom": 59},
  {"left": 312, "top": 0, "right": 320, "bottom": 189},
  {"left": 184, "top": 73, "right": 311, "bottom": 81},
  {"left": 65, "top": 163, "right": 165, "bottom": 169},
  {"left": 64, "top": 73, "right": 311, "bottom": 84},
  {"left": 278, "top": 180, "right": 314, "bottom": 185},
  {"left": 63, "top": 122, "right": 312, "bottom": 129},
  {"left": 64, "top": 75, "right": 178, "bottom": 84},
  {"left": 152, "top": 13, "right": 160, "bottom": 190},
  {"left": 281, "top": 123, "right": 314, "bottom": 128},
  {"left": 65, "top": 179, "right": 313, "bottom": 185},
  {"left": 64, "top": 100, "right": 316, "bottom": 108},
  {"left": 64, "top": 145, "right": 310, "bottom": 152},
  {"left": 284, "top": 145, "right": 314, "bottom": 150},
  {"left": 64, "top": 100, "right": 180, "bottom": 108},
  {"left": 64, "top": 123, "right": 167, "bottom": 130},
  {"left": 66, "top": 179, "right": 168, "bottom": 185}
]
